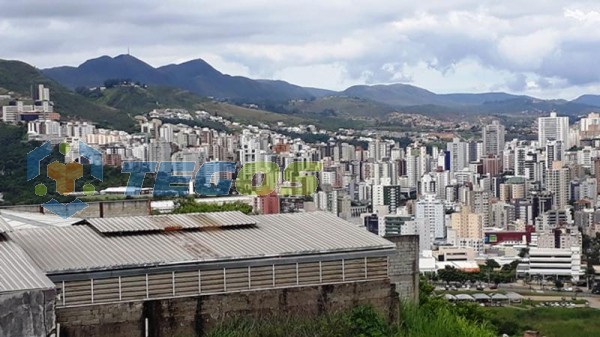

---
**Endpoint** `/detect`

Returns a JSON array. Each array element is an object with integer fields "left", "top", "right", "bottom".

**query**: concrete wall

[
  {"left": 0, "top": 204, "right": 43, "bottom": 213},
  {"left": 56, "top": 280, "right": 398, "bottom": 337},
  {"left": 386, "top": 235, "right": 420, "bottom": 302},
  {"left": 0, "top": 289, "right": 56, "bottom": 337},
  {"left": 0, "top": 199, "right": 151, "bottom": 218}
]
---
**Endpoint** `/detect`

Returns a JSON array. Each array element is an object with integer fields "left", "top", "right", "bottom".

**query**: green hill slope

[
  {"left": 285, "top": 96, "right": 395, "bottom": 119},
  {"left": 90, "top": 85, "right": 310, "bottom": 125},
  {"left": 91, "top": 85, "right": 209, "bottom": 115},
  {"left": 0, "top": 59, "right": 134, "bottom": 131},
  {"left": 0, "top": 59, "right": 309, "bottom": 131}
]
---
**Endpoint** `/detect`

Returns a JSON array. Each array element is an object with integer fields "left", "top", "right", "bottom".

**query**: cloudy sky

[{"left": 2, "top": 0, "right": 600, "bottom": 99}]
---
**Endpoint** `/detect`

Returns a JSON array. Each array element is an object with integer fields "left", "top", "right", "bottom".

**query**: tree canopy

[{"left": 173, "top": 198, "right": 253, "bottom": 214}]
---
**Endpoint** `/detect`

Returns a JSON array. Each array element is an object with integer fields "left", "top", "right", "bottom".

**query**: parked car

[{"left": 490, "top": 284, "right": 498, "bottom": 290}]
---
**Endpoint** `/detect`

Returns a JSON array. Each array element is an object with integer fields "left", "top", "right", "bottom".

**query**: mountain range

[
  {"left": 1, "top": 54, "right": 600, "bottom": 132},
  {"left": 41, "top": 54, "right": 600, "bottom": 118},
  {"left": 43, "top": 55, "right": 334, "bottom": 103},
  {"left": 0, "top": 59, "right": 303, "bottom": 132}
]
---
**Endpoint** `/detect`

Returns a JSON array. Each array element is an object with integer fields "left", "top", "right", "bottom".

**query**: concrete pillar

[
  {"left": 384, "top": 235, "right": 419, "bottom": 302},
  {"left": 0, "top": 289, "right": 56, "bottom": 337}
]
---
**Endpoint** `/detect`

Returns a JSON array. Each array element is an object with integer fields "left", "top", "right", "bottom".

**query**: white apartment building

[
  {"left": 447, "top": 138, "right": 469, "bottom": 173},
  {"left": 416, "top": 193, "right": 446, "bottom": 251},
  {"left": 538, "top": 112, "right": 570, "bottom": 148}
]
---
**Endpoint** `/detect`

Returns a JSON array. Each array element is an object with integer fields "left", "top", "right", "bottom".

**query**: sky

[{"left": 2, "top": 0, "right": 600, "bottom": 99}]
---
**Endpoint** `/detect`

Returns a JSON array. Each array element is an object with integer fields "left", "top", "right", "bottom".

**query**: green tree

[
  {"left": 518, "top": 247, "right": 530, "bottom": 258},
  {"left": 173, "top": 198, "right": 253, "bottom": 214},
  {"left": 419, "top": 277, "right": 435, "bottom": 305},
  {"left": 345, "top": 306, "right": 390, "bottom": 337},
  {"left": 484, "top": 259, "right": 501, "bottom": 271}
]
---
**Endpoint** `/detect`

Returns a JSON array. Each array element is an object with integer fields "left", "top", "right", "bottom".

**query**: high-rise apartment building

[
  {"left": 450, "top": 205, "right": 483, "bottom": 240},
  {"left": 416, "top": 194, "right": 446, "bottom": 251},
  {"left": 447, "top": 138, "right": 469, "bottom": 173},
  {"left": 372, "top": 185, "right": 404, "bottom": 213},
  {"left": 538, "top": 112, "right": 569, "bottom": 148},
  {"left": 482, "top": 120, "right": 505, "bottom": 156},
  {"left": 546, "top": 161, "right": 571, "bottom": 210}
]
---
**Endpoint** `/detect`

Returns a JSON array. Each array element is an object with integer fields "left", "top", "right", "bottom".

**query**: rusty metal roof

[
  {"left": 8, "top": 212, "right": 395, "bottom": 274},
  {"left": 0, "top": 237, "right": 54, "bottom": 293},
  {"left": 85, "top": 211, "right": 257, "bottom": 233}
]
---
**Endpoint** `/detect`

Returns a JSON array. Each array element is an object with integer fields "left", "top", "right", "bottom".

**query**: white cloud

[
  {"left": 564, "top": 8, "right": 600, "bottom": 23},
  {"left": 497, "top": 30, "right": 560, "bottom": 69}
]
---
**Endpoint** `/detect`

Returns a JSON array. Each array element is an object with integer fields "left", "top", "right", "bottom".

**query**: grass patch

[
  {"left": 204, "top": 303, "right": 497, "bottom": 337},
  {"left": 486, "top": 307, "right": 600, "bottom": 337}
]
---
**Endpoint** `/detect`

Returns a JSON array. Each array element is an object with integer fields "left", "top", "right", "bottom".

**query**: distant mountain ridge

[
  {"left": 0, "top": 58, "right": 310, "bottom": 131},
  {"left": 43, "top": 55, "right": 335, "bottom": 102},
  {"left": 572, "top": 95, "right": 600, "bottom": 107},
  {"left": 38, "top": 54, "right": 600, "bottom": 117}
]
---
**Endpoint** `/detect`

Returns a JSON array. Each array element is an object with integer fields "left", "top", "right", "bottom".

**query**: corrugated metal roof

[
  {"left": 472, "top": 293, "right": 490, "bottom": 300},
  {"left": 0, "top": 217, "right": 12, "bottom": 233},
  {"left": 505, "top": 292, "right": 523, "bottom": 300},
  {"left": 444, "top": 294, "right": 457, "bottom": 300},
  {"left": 455, "top": 294, "right": 475, "bottom": 301},
  {"left": 86, "top": 211, "right": 257, "bottom": 233},
  {"left": 9, "top": 212, "right": 395, "bottom": 274},
  {"left": 0, "top": 238, "right": 55, "bottom": 293},
  {"left": 491, "top": 293, "right": 508, "bottom": 300},
  {"left": 0, "top": 210, "right": 83, "bottom": 231}
]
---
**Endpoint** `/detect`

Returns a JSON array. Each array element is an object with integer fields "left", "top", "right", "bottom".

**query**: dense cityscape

[
  {"left": 5, "top": 1, "right": 600, "bottom": 337},
  {"left": 4, "top": 86, "right": 596, "bottom": 285},
  {"left": 3, "top": 81, "right": 600, "bottom": 337}
]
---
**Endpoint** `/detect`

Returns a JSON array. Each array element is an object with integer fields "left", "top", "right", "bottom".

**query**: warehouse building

[
  {"left": 0, "top": 211, "right": 418, "bottom": 337},
  {"left": 0, "top": 218, "right": 56, "bottom": 337}
]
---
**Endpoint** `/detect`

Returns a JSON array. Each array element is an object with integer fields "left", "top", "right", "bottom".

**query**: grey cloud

[
  {"left": 2, "top": 0, "right": 600, "bottom": 97},
  {"left": 538, "top": 41, "right": 600, "bottom": 85},
  {"left": 505, "top": 73, "right": 528, "bottom": 92}
]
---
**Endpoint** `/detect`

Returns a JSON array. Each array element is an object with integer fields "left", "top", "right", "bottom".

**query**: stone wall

[
  {"left": 0, "top": 289, "right": 56, "bottom": 337},
  {"left": 386, "top": 235, "right": 420, "bottom": 302},
  {"left": 56, "top": 280, "right": 397, "bottom": 337}
]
